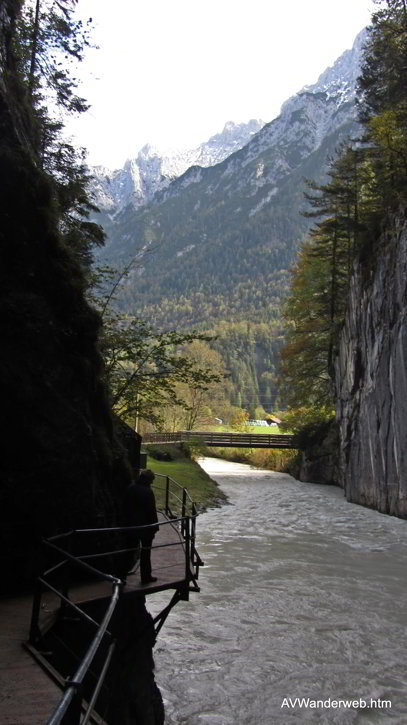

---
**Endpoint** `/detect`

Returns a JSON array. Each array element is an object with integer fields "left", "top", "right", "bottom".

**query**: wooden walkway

[
  {"left": 0, "top": 595, "right": 62, "bottom": 725},
  {"left": 143, "top": 430, "right": 297, "bottom": 448},
  {"left": 58, "top": 513, "right": 188, "bottom": 604},
  {"left": 0, "top": 513, "right": 191, "bottom": 725},
  {"left": 125, "top": 511, "right": 187, "bottom": 592}
]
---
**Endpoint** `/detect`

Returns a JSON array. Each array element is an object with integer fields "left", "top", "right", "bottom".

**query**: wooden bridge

[
  {"left": 0, "top": 475, "right": 202, "bottom": 724},
  {"left": 143, "top": 430, "right": 298, "bottom": 449}
]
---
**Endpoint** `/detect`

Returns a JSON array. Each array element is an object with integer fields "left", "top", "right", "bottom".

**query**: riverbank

[
  {"left": 145, "top": 438, "right": 300, "bottom": 487},
  {"left": 209, "top": 444, "right": 300, "bottom": 474},
  {"left": 146, "top": 443, "right": 228, "bottom": 510}
]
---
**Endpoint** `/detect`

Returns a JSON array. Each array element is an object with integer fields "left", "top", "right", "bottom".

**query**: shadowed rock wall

[
  {"left": 0, "top": 1, "right": 132, "bottom": 590},
  {"left": 294, "top": 421, "right": 340, "bottom": 486},
  {"left": 335, "top": 215, "right": 407, "bottom": 517},
  {"left": 0, "top": 8, "right": 165, "bottom": 723}
]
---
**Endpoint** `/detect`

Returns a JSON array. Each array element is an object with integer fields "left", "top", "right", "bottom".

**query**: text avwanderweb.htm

[{"left": 281, "top": 697, "right": 391, "bottom": 709}]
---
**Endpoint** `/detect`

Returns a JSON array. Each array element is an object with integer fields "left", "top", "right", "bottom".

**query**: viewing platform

[{"left": 0, "top": 474, "right": 202, "bottom": 724}]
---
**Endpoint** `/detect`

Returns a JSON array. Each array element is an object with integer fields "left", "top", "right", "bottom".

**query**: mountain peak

[
  {"left": 89, "top": 119, "right": 266, "bottom": 212},
  {"left": 90, "top": 29, "right": 366, "bottom": 216},
  {"left": 92, "top": 27, "right": 366, "bottom": 337},
  {"left": 298, "top": 27, "right": 367, "bottom": 102},
  {"left": 138, "top": 143, "right": 162, "bottom": 159}
]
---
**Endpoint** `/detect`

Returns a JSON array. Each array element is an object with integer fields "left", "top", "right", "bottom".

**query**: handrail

[
  {"left": 152, "top": 474, "right": 198, "bottom": 550},
  {"left": 153, "top": 473, "right": 196, "bottom": 517},
  {"left": 44, "top": 538, "right": 122, "bottom": 582},
  {"left": 81, "top": 641, "right": 115, "bottom": 725},
  {"left": 27, "top": 531, "right": 125, "bottom": 724},
  {"left": 47, "top": 583, "right": 120, "bottom": 725},
  {"left": 29, "top": 500, "right": 202, "bottom": 723},
  {"left": 26, "top": 565, "right": 120, "bottom": 723}
]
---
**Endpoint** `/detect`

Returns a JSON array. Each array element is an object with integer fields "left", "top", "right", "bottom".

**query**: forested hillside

[
  {"left": 100, "top": 123, "right": 360, "bottom": 329},
  {"left": 207, "top": 320, "right": 284, "bottom": 412}
]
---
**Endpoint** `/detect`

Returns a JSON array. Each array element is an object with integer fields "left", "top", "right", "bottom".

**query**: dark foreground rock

[
  {"left": 105, "top": 595, "right": 165, "bottom": 725},
  {"left": 285, "top": 420, "right": 340, "bottom": 486},
  {"left": 0, "top": 2, "right": 132, "bottom": 592}
]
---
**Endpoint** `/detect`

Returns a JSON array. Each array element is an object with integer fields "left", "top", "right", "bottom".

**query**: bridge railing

[{"left": 143, "top": 430, "right": 297, "bottom": 448}]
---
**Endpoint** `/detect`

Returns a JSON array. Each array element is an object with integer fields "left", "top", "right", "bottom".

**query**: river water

[{"left": 148, "top": 457, "right": 407, "bottom": 724}]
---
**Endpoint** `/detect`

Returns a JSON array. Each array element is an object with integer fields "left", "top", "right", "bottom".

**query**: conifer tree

[
  {"left": 358, "top": 0, "right": 407, "bottom": 209},
  {"left": 280, "top": 0, "right": 407, "bottom": 423},
  {"left": 280, "top": 144, "right": 369, "bottom": 409},
  {"left": 14, "top": 0, "right": 103, "bottom": 264}
]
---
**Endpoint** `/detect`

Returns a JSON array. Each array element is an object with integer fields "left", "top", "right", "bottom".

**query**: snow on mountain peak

[
  {"left": 89, "top": 30, "right": 366, "bottom": 216},
  {"left": 137, "top": 143, "right": 162, "bottom": 159},
  {"left": 238, "top": 27, "right": 367, "bottom": 168},
  {"left": 298, "top": 28, "right": 367, "bottom": 104},
  {"left": 89, "top": 119, "right": 265, "bottom": 212}
]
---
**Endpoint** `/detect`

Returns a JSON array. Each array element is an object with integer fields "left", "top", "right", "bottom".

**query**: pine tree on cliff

[
  {"left": 280, "top": 0, "right": 407, "bottom": 428},
  {"left": 358, "top": 0, "right": 407, "bottom": 210},
  {"left": 280, "top": 145, "right": 371, "bottom": 409},
  {"left": 14, "top": 0, "right": 104, "bottom": 265}
]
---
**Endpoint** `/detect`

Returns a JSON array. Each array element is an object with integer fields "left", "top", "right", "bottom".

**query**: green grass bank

[
  {"left": 145, "top": 443, "right": 228, "bottom": 511},
  {"left": 144, "top": 441, "right": 300, "bottom": 513}
]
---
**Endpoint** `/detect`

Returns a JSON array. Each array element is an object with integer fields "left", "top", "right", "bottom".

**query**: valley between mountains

[{"left": 90, "top": 30, "right": 365, "bottom": 414}]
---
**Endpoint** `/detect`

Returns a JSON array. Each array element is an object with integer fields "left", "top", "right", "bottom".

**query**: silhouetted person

[{"left": 124, "top": 469, "right": 159, "bottom": 584}]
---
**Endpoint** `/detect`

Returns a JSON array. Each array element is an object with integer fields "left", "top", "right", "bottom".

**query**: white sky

[{"left": 68, "top": 0, "right": 375, "bottom": 170}]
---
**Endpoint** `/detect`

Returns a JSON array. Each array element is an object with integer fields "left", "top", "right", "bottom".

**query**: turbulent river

[{"left": 147, "top": 457, "right": 407, "bottom": 724}]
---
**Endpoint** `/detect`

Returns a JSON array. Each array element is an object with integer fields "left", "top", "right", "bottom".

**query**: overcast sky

[{"left": 68, "top": 0, "right": 375, "bottom": 170}]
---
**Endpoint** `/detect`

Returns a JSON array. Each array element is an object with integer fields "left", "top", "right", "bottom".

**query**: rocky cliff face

[
  {"left": 293, "top": 422, "right": 340, "bottom": 487},
  {"left": 335, "top": 214, "right": 407, "bottom": 518}
]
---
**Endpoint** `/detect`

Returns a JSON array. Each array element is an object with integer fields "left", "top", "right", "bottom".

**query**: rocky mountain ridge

[
  {"left": 155, "top": 29, "right": 366, "bottom": 206},
  {"left": 89, "top": 119, "right": 264, "bottom": 213},
  {"left": 94, "top": 29, "right": 366, "bottom": 333},
  {"left": 92, "top": 30, "right": 366, "bottom": 222}
]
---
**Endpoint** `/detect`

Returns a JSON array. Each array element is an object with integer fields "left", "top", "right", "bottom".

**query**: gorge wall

[
  {"left": 0, "top": 1, "right": 132, "bottom": 585},
  {"left": 335, "top": 214, "right": 407, "bottom": 518},
  {"left": 1, "top": 6, "right": 164, "bottom": 722}
]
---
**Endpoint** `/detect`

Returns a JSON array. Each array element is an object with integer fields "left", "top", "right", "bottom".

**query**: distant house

[
  {"left": 200, "top": 416, "right": 223, "bottom": 427},
  {"left": 266, "top": 415, "right": 281, "bottom": 425}
]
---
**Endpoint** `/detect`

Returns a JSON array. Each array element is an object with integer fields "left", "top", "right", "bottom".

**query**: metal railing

[
  {"left": 28, "top": 532, "right": 122, "bottom": 725},
  {"left": 153, "top": 474, "right": 201, "bottom": 588},
  {"left": 27, "top": 502, "right": 202, "bottom": 723}
]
